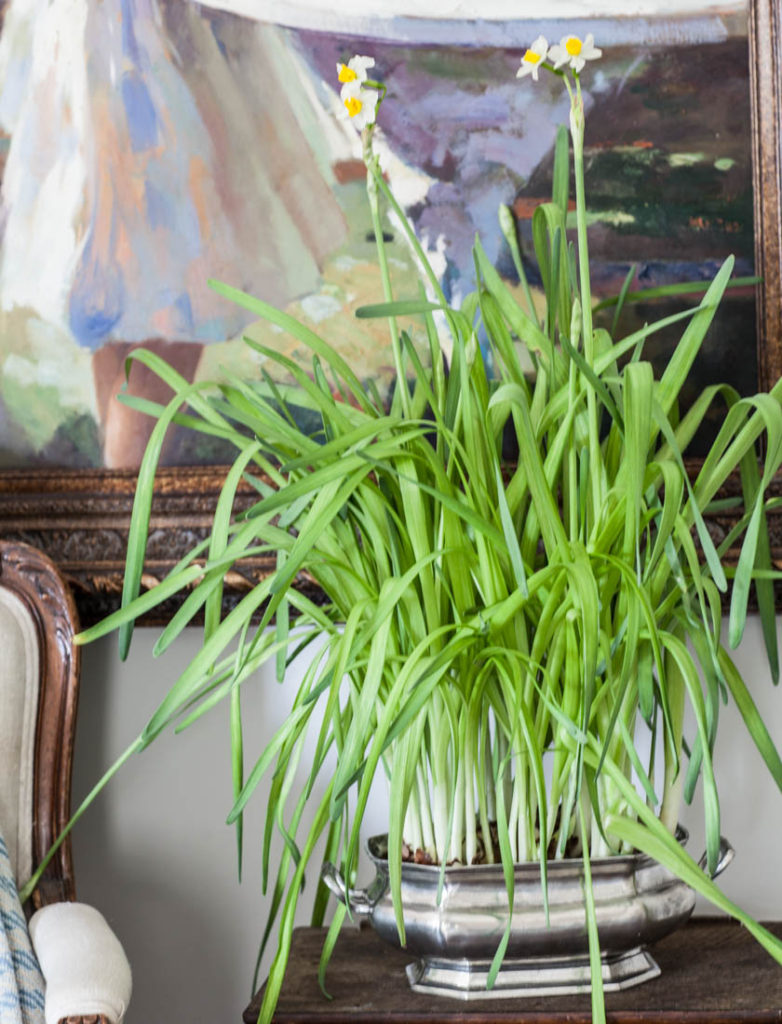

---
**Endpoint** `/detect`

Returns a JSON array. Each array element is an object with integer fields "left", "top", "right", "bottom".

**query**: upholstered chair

[{"left": 0, "top": 540, "right": 132, "bottom": 1024}]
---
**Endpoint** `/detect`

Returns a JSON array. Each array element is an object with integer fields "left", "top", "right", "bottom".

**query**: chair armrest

[{"left": 28, "top": 903, "right": 132, "bottom": 1024}]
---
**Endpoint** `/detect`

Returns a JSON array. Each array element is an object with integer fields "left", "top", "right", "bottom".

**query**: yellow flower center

[
  {"left": 523, "top": 48, "right": 542, "bottom": 65},
  {"left": 338, "top": 64, "right": 358, "bottom": 83},
  {"left": 344, "top": 94, "right": 363, "bottom": 118},
  {"left": 565, "top": 36, "right": 583, "bottom": 57}
]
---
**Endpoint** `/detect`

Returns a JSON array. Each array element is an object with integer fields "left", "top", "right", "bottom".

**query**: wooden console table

[{"left": 245, "top": 919, "right": 782, "bottom": 1023}]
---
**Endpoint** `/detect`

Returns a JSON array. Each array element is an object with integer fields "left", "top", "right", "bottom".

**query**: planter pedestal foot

[{"left": 405, "top": 947, "right": 660, "bottom": 1000}]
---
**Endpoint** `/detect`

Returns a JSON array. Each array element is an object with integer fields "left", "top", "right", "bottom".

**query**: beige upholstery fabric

[{"left": 0, "top": 586, "right": 39, "bottom": 888}]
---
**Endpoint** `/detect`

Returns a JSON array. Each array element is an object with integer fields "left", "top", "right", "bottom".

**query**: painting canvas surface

[{"left": 0, "top": 0, "right": 752, "bottom": 468}]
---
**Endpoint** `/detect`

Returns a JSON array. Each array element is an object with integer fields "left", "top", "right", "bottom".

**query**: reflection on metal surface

[{"left": 323, "top": 830, "right": 733, "bottom": 999}]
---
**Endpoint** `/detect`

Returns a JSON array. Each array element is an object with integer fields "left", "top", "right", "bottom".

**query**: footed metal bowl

[{"left": 322, "top": 830, "right": 733, "bottom": 1000}]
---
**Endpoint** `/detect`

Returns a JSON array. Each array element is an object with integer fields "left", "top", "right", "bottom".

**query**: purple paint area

[
  {"left": 299, "top": 26, "right": 752, "bottom": 337},
  {"left": 294, "top": 29, "right": 578, "bottom": 296}
]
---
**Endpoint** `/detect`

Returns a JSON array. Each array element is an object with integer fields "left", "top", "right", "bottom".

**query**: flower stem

[
  {"left": 364, "top": 134, "right": 410, "bottom": 417},
  {"left": 570, "top": 77, "right": 604, "bottom": 524}
]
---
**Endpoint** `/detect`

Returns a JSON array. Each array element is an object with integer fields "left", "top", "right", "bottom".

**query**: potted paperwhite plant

[{"left": 23, "top": 32, "right": 782, "bottom": 1024}]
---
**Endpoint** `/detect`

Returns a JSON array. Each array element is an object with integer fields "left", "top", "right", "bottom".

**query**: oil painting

[{"left": 0, "top": 0, "right": 753, "bottom": 469}]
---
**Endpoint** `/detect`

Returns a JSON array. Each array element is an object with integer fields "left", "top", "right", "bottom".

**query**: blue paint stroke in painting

[
  {"left": 174, "top": 291, "right": 195, "bottom": 333},
  {"left": 121, "top": 0, "right": 143, "bottom": 65},
  {"left": 69, "top": 247, "right": 125, "bottom": 350},
  {"left": 144, "top": 180, "right": 173, "bottom": 231},
  {"left": 121, "top": 71, "right": 160, "bottom": 152}
]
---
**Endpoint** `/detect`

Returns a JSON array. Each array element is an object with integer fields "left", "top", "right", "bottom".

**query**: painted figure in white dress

[{"left": 0, "top": 0, "right": 346, "bottom": 466}]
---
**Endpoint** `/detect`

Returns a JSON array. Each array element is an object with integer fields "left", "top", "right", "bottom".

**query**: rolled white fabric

[{"left": 28, "top": 903, "right": 132, "bottom": 1024}]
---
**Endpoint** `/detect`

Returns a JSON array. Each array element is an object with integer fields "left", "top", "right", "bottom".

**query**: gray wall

[{"left": 71, "top": 618, "right": 782, "bottom": 1023}]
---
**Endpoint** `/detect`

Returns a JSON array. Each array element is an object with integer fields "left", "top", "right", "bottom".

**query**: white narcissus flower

[
  {"left": 548, "top": 34, "right": 602, "bottom": 74},
  {"left": 516, "top": 36, "right": 548, "bottom": 81},
  {"left": 336, "top": 55, "right": 375, "bottom": 87},
  {"left": 339, "top": 83, "right": 379, "bottom": 131},
  {"left": 337, "top": 54, "right": 379, "bottom": 131}
]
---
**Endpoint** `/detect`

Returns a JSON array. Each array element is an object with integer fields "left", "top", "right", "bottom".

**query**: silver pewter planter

[{"left": 322, "top": 831, "right": 733, "bottom": 1000}]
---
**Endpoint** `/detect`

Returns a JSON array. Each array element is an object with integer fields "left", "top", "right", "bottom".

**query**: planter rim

[{"left": 364, "top": 827, "right": 689, "bottom": 875}]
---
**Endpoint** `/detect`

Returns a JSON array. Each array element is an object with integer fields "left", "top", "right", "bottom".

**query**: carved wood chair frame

[
  {"left": 1, "top": 540, "right": 113, "bottom": 1024},
  {"left": 0, "top": 540, "right": 79, "bottom": 908}
]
